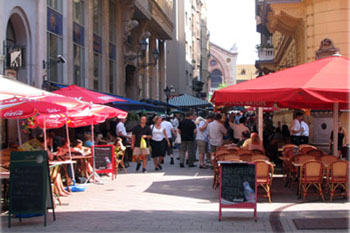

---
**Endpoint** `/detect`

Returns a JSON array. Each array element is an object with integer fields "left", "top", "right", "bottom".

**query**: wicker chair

[
  {"left": 218, "top": 154, "right": 240, "bottom": 161},
  {"left": 254, "top": 160, "right": 274, "bottom": 203},
  {"left": 306, "top": 149, "right": 324, "bottom": 160},
  {"left": 300, "top": 145, "right": 317, "bottom": 154},
  {"left": 300, "top": 160, "right": 325, "bottom": 201},
  {"left": 251, "top": 149, "right": 265, "bottom": 155},
  {"left": 328, "top": 160, "right": 349, "bottom": 201},
  {"left": 215, "top": 150, "right": 231, "bottom": 157},
  {"left": 239, "top": 154, "right": 251, "bottom": 162},
  {"left": 320, "top": 155, "right": 338, "bottom": 167},
  {"left": 251, "top": 154, "right": 270, "bottom": 161}
]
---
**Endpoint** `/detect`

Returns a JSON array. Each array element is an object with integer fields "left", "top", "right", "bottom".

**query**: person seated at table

[
  {"left": 105, "top": 132, "right": 115, "bottom": 144},
  {"left": 237, "top": 131, "right": 250, "bottom": 147},
  {"left": 72, "top": 139, "right": 93, "bottom": 179},
  {"left": 96, "top": 133, "right": 108, "bottom": 145},
  {"left": 84, "top": 133, "right": 94, "bottom": 147},
  {"left": 241, "top": 132, "right": 265, "bottom": 153}
]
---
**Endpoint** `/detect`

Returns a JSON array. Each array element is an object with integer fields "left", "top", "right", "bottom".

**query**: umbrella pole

[
  {"left": 333, "top": 103, "right": 339, "bottom": 157},
  {"left": 258, "top": 107, "right": 263, "bottom": 142},
  {"left": 66, "top": 121, "right": 75, "bottom": 183},
  {"left": 16, "top": 119, "right": 22, "bottom": 145},
  {"left": 44, "top": 117, "right": 47, "bottom": 151}
]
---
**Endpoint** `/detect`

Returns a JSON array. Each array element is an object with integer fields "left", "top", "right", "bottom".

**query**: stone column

[
  {"left": 64, "top": 0, "right": 74, "bottom": 85},
  {"left": 101, "top": 0, "right": 109, "bottom": 92},
  {"left": 158, "top": 40, "right": 165, "bottom": 101},
  {"left": 86, "top": 0, "right": 94, "bottom": 89},
  {"left": 148, "top": 35, "right": 158, "bottom": 99},
  {"left": 36, "top": 0, "right": 48, "bottom": 87}
]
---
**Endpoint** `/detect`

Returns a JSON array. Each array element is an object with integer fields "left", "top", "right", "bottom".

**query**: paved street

[{"left": 1, "top": 150, "right": 349, "bottom": 233}]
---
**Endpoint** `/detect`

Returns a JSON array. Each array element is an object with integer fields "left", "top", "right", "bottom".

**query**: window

[
  {"left": 73, "top": 44, "right": 84, "bottom": 86},
  {"left": 210, "top": 69, "right": 222, "bottom": 89},
  {"left": 210, "top": 59, "right": 217, "bottom": 66},
  {"left": 47, "top": 0, "right": 62, "bottom": 12},
  {"left": 93, "top": 53, "right": 101, "bottom": 90},
  {"left": 109, "top": 60, "right": 116, "bottom": 93},
  {"left": 93, "top": 0, "right": 101, "bottom": 35},
  {"left": 109, "top": 0, "right": 116, "bottom": 43},
  {"left": 241, "top": 69, "right": 246, "bottom": 75},
  {"left": 73, "top": 0, "right": 84, "bottom": 25}
]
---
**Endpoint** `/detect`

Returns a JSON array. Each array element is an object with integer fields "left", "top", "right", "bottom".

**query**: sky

[{"left": 206, "top": 0, "right": 260, "bottom": 65}]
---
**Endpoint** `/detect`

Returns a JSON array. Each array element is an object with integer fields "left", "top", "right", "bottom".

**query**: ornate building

[
  {"left": 236, "top": 65, "right": 258, "bottom": 84},
  {"left": 208, "top": 42, "right": 238, "bottom": 97},
  {"left": 0, "top": 0, "right": 174, "bottom": 101}
]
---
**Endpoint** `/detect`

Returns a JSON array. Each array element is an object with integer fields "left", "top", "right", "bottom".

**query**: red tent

[
  {"left": 53, "top": 85, "right": 126, "bottom": 104},
  {"left": 211, "top": 56, "right": 350, "bottom": 110}
]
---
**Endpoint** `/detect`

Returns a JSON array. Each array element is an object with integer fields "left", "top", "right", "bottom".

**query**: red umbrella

[
  {"left": 0, "top": 97, "right": 67, "bottom": 119},
  {"left": 53, "top": 85, "right": 126, "bottom": 104},
  {"left": 211, "top": 56, "right": 350, "bottom": 110},
  {"left": 245, "top": 106, "right": 279, "bottom": 112}
]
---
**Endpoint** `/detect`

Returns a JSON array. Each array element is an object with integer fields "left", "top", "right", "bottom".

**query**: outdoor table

[{"left": 49, "top": 160, "right": 76, "bottom": 192}]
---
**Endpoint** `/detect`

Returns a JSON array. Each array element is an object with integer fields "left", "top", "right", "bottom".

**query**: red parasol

[{"left": 53, "top": 85, "right": 126, "bottom": 104}]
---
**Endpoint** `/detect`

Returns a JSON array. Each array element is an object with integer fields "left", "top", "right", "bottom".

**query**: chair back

[
  {"left": 282, "top": 144, "right": 298, "bottom": 150},
  {"left": 215, "top": 150, "right": 231, "bottom": 156},
  {"left": 320, "top": 155, "right": 338, "bottom": 167},
  {"left": 301, "top": 160, "right": 324, "bottom": 182},
  {"left": 283, "top": 147, "right": 299, "bottom": 158},
  {"left": 227, "top": 148, "right": 239, "bottom": 154},
  {"left": 300, "top": 145, "right": 317, "bottom": 154},
  {"left": 251, "top": 149, "right": 265, "bottom": 155},
  {"left": 217, "top": 154, "right": 240, "bottom": 162},
  {"left": 306, "top": 149, "right": 324, "bottom": 159},
  {"left": 236, "top": 149, "right": 252, "bottom": 156},
  {"left": 254, "top": 160, "right": 274, "bottom": 184},
  {"left": 239, "top": 154, "right": 251, "bottom": 162},
  {"left": 251, "top": 154, "right": 269, "bottom": 161},
  {"left": 299, "top": 154, "right": 316, "bottom": 164},
  {"left": 329, "top": 160, "right": 349, "bottom": 181}
]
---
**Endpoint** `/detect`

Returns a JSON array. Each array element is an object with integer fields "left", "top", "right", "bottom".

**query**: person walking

[
  {"left": 150, "top": 116, "right": 170, "bottom": 171},
  {"left": 161, "top": 115, "right": 177, "bottom": 164},
  {"left": 178, "top": 111, "right": 197, "bottom": 168},
  {"left": 195, "top": 114, "right": 211, "bottom": 169},
  {"left": 290, "top": 112, "right": 304, "bottom": 145},
  {"left": 208, "top": 113, "right": 227, "bottom": 162},
  {"left": 131, "top": 116, "right": 152, "bottom": 173}
]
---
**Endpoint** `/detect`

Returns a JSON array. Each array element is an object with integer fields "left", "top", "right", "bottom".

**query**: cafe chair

[
  {"left": 251, "top": 149, "right": 265, "bottom": 155},
  {"left": 239, "top": 154, "right": 251, "bottom": 162},
  {"left": 254, "top": 160, "right": 274, "bottom": 203},
  {"left": 320, "top": 155, "right": 338, "bottom": 167},
  {"left": 215, "top": 150, "right": 231, "bottom": 157},
  {"left": 306, "top": 149, "right": 324, "bottom": 160},
  {"left": 251, "top": 154, "right": 270, "bottom": 161},
  {"left": 300, "top": 160, "right": 325, "bottom": 201},
  {"left": 236, "top": 149, "right": 252, "bottom": 156},
  {"left": 328, "top": 160, "right": 349, "bottom": 201},
  {"left": 218, "top": 154, "right": 240, "bottom": 162},
  {"left": 300, "top": 145, "right": 317, "bottom": 154}
]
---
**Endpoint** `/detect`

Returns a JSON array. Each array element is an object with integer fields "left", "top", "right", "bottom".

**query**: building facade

[
  {"left": 208, "top": 42, "right": 238, "bottom": 97},
  {"left": 236, "top": 64, "right": 257, "bottom": 84},
  {"left": 255, "top": 0, "right": 350, "bottom": 147},
  {"left": 166, "top": 0, "right": 210, "bottom": 97},
  {"left": 0, "top": 0, "right": 174, "bottom": 101}
]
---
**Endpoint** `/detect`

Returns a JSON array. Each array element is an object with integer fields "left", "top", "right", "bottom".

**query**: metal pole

[
  {"left": 16, "top": 119, "right": 22, "bottom": 145},
  {"left": 43, "top": 117, "right": 47, "bottom": 151},
  {"left": 333, "top": 103, "right": 339, "bottom": 156},
  {"left": 258, "top": 107, "right": 263, "bottom": 142},
  {"left": 66, "top": 121, "right": 75, "bottom": 183}
]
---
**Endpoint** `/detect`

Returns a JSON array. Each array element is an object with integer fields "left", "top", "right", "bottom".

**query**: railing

[
  {"left": 154, "top": 0, "right": 173, "bottom": 21},
  {"left": 258, "top": 48, "right": 274, "bottom": 60}
]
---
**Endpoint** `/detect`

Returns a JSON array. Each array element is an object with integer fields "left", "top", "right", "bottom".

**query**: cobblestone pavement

[{"left": 1, "top": 150, "right": 349, "bottom": 232}]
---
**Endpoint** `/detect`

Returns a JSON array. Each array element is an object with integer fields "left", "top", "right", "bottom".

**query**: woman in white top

[{"left": 150, "top": 116, "right": 170, "bottom": 171}]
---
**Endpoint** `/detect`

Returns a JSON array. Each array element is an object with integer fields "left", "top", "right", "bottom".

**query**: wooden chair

[
  {"left": 300, "top": 145, "right": 317, "bottom": 154},
  {"left": 298, "top": 154, "right": 316, "bottom": 164},
  {"left": 251, "top": 154, "right": 270, "bottom": 161},
  {"left": 239, "top": 154, "right": 251, "bottom": 162},
  {"left": 300, "top": 160, "right": 325, "bottom": 201},
  {"left": 328, "top": 160, "right": 349, "bottom": 201},
  {"left": 251, "top": 149, "right": 265, "bottom": 155},
  {"left": 236, "top": 149, "right": 252, "bottom": 156},
  {"left": 306, "top": 149, "right": 324, "bottom": 160},
  {"left": 215, "top": 150, "right": 231, "bottom": 157},
  {"left": 218, "top": 154, "right": 240, "bottom": 161},
  {"left": 320, "top": 155, "right": 338, "bottom": 167},
  {"left": 254, "top": 160, "right": 274, "bottom": 203}
]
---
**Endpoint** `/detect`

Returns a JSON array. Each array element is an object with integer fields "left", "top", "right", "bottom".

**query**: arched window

[
  {"left": 211, "top": 69, "right": 222, "bottom": 89},
  {"left": 241, "top": 69, "right": 246, "bottom": 75}
]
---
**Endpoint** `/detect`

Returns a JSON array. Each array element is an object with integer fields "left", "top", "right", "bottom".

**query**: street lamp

[{"left": 164, "top": 85, "right": 174, "bottom": 116}]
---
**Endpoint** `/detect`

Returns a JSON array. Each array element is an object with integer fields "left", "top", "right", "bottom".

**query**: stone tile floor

[{"left": 1, "top": 151, "right": 349, "bottom": 232}]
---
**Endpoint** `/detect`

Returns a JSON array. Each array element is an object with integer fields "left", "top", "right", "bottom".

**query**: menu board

[
  {"left": 92, "top": 145, "right": 114, "bottom": 174},
  {"left": 220, "top": 162, "right": 256, "bottom": 204},
  {"left": 8, "top": 151, "right": 55, "bottom": 227}
]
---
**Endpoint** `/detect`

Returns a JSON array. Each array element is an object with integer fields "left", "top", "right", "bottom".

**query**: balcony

[
  {"left": 257, "top": 48, "right": 274, "bottom": 60},
  {"left": 154, "top": 0, "right": 173, "bottom": 21}
]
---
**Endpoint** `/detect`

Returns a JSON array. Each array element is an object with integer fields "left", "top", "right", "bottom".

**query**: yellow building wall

[{"left": 236, "top": 65, "right": 257, "bottom": 82}]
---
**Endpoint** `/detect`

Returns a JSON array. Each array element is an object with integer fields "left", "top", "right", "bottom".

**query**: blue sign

[
  {"left": 47, "top": 8, "right": 62, "bottom": 36},
  {"left": 109, "top": 43, "right": 116, "bottom": 60},
  {"left": 93, "top": 34, "right": 102, "bottom": 54},
  {"left": 73, "top": 23, "right": 84, "bottom": 46}
]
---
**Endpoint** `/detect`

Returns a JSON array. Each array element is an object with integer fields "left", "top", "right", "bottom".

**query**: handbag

[
  {"left": 140, "top": 137, "right": 147, "bottom": 149},
  {"left": 175, "top": 133, "right": 181, "bottom": 144}
]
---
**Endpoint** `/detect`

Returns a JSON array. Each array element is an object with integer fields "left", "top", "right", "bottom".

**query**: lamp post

[{"left": 164, "top": 85, "right": 174, "bottom": 116}]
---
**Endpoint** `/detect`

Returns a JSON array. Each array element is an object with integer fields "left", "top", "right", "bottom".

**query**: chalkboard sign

[
  {"left": 8, "top": 151, "right": 55, "bottom": 227},
  {"left": 92, "top": 145, "right": 115, "bottom": 174},
  {"left": 218, "top": 162, "right": 257, "bottom": 221}
]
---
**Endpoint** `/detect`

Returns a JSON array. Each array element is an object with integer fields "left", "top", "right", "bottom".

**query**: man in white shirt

[
  {"left": 232, "top": 117, "right": 250, "bottom": 143},
  {"left": 290, "top": 112, "right": 304, "bottom": 145},
  {"left": 116, "top": 118, "right": 130, "bottom": 145},
  {"left": 300, "top": 120, "right": 309, "bottom": 144},
  {"left": 208, "top": 113, "right": 227, "bottom": 161},
  {"left": 161, "top": 116, "right": 177, "bottom": 164}
]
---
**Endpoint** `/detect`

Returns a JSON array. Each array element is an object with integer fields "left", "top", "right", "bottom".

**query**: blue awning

[{"left": 169, "top": 94, "right": 212, "bottom": 108}]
